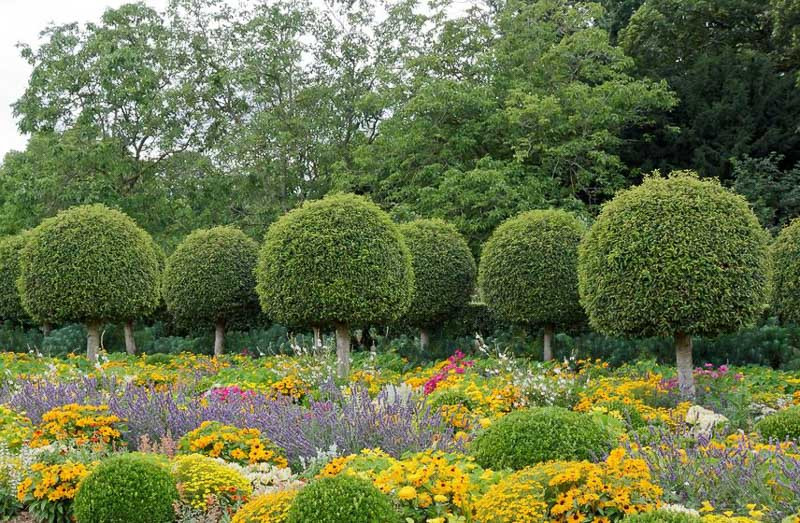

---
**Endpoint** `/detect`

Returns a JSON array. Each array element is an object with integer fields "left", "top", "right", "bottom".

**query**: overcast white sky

[{"left": 0, "top": 0, "right": 169, "bottom": 159}]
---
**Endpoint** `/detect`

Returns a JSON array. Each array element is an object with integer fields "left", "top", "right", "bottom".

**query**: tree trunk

[
  {"left": 675, "top": 332, "right": 695, "bottom": 399},
  {"left": 335, "top": 322, "right": 350, "bottom": 379},
  {"left": 41, "top": 323, "right": 51, "bottom": 337},
  {"left": 313, "top": 326, "right": 322, "bottom": 350},
  {"left": 124, "top": 320, "right": 137, "bottom": 355},
  {"left": 420, "top": 328, "right": 430, "bottom": 351},
  {"left": 86, "top": 321, "right": 100, "bottom": 363},
  {"left": 543, "top": 324, "right": 555, "bottom": 361},
  {"left": 214, "top": 320, "right": 225, "bottom": 357}
]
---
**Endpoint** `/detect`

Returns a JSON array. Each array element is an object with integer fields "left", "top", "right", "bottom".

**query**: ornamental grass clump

[
  {"left": 73, "top": 453, "right": 178, "bottom": 523},
  {"left": 469, "top": 407, "right": 614, "bottom": 469},
  {"left": 756, "top": 405, "right": 800, "bottom": 441},
  {"left": 286, "top": 474, "right": 402, "bottom": 523}
]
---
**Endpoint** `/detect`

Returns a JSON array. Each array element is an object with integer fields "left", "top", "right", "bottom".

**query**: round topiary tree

[
  {"left": 162, "top": 226, "right": 259, "bottom": 356},
  {"left": 479, "top": 209, "right": 586, "bottom": 360},
  {"left": 256, "top": 193, "right": 414, "bottom": 378},
  {"left": 286, "top": 475, "right": 401, "bottom": 523},
  {"left": 0, "top": 233, "right": 29, "bottom": 324},
  {"left": 770, "top": 218, "right": 800, "bottom": 325},
  {"left": 579, "top": 171, "right": 769, "bottom": 398},
  {"left": 18, "top": 204, "right": 161, "bottom": 361},
  {"left": 73, "top": 453, "right": 178, "bottom": 523},
  {"left": 398, "top": 219, "right": 476, "bottom": 350}
]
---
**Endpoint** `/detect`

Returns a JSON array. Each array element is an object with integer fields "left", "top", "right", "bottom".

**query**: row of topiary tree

[{"left": 2, "top": 170, "right": 800, "bottom": 398}]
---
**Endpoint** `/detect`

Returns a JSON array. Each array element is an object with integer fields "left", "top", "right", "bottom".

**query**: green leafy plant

[
  {"left": 623, "top": 509, "right": 702, "bottom": 523},
  {"left": 286, "top": 475, "right": 401, "bottom": 523},
  {"left": 756, "top": 406, "right": 800, "bottom": 441},
  {"left": 0, "top": 233, "right": 29, "bottom": 324},
  {"left": 770, "top": 218, "right": 800, "bottom": 325}
]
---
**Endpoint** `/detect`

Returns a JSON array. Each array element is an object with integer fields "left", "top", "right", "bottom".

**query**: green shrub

[
  {"left": 398, "top": 219, "right": 475, "bottom": 344},
  {"left": 18, "top": 204, "right": 161, "bottom": 360},
  {"left": 623, "top": 510, "right": 702, "bottom": 523},
  {"left": 73, "top": 453, "right": 178, "bottom": 523},
  {"left": 578, "top": 171, "right": 769, "bottom": 396},
  {"left": 286, "top": 475, "right": 401, "bottom": 523},
  {"left": 0, "top": 233, "right": 29, "bottom": 323},
  {"left": 469, "top": 407, "right": 613, "bottom": 469},
  {"left": 479, "top": 209, "right": 585, "bottom": 360},
  {"left": 256, "top": 193, "right": 413, "bottom": 377},
  {"left": 756, "top": 405, "right": 800, "bottom": 441},
  {"left": 770, "top": 218, "right": 800, "bottom": 324},
  {"left": 162, "top": 226, "right": 259, "bottom": 355}
]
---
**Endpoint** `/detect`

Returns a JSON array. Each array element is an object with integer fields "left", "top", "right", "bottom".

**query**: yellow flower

[
  {"left": 397, "top": 486, "right": 417, "bottom": 500},
  {"left": 700, "top": 501, "right": 715, "bottom": 513}
]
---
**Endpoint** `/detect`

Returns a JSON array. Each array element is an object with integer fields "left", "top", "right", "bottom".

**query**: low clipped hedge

[
  {"left": 286, "top": 475, "right": 401, "bottom": 523},
  {"left": 755, "top": 405, "right": 800, "bottom": 441},
  {"left": 73, "top": 453, "right": 177, "bottom": 523},
  {"left": 469, "top": 407, "right": 613, "bottom": 469}
]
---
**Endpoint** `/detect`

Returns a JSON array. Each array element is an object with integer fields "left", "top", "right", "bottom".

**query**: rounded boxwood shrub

[
  {"left": 623, "top": 510, "right": 702, "bottom": 523},
  {"left": 770, "top": 219, "right": 800, "bottom": 325},
  {"left": 162, "top": 226, "right": 259, "bottom": 355},
  {"left": 286, "top": 475, "right": 401, "bottom": 523},
  {"left": 579, "top": 172, "right": 769, "bottom": 397},
  {"left": 479, "top": 209, "right": 585, "bottom": 360},
  {"left": 0, "top": 233, "right": 29, "bottom": 323},
  {"left": 755, "top": 405, "right": 800, "bottom": 441},
  {"left": 398, "top": 219, "right": 475, "bottom": 348},
  {"left": 18, "top": 204, "right": 161, "bottom": 360},
  {"left": 73, "top": 453, "right": 178, "bottom": 523},
  {"left": 256, "top": 193, "right": 413, "bottom": 377},
  {"left": 468, "top": 407, "right": 613, "bottom": 470}
]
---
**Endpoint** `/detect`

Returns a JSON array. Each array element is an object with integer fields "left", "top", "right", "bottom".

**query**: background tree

[
  {"left": 256, "top": 194, "right": 413, "bottom": 378},
  {"left": 17, "top": 204, "right": 160, "bottom": 361},
  {"left": 0, "top": 233, "right": 29, "bottom": 324},
  {"left": 479, "top": 209, "right": 586, "bottom": 361},
  {"left": 162, "top": 226, "right": 259, "bottom": 356},
  {"left": 578, "top": 172, "right": 769, "bottom": 397},
  {"left": 769, "top": 219, "right": 800, "bottom": 325},
  {"left": 398, "top": 219, "right": 476, "bottom": 350}
]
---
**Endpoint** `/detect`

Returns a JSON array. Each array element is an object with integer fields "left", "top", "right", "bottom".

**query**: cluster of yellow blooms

[
  {"left": 268, "top": 375, "right": 310, "bottom": 401},
  {"left": 172, "top": 453, "right": 253, "bottom": 511},
  {"left": 0, "top": 405, "right": 32, "bottom": 451},
  {"left": 29, "top": 404, "right": 123, "bottom": 449},
  {"left": 230, "top": 489, "right": 297, "bottom": 523},
  {"left": 179, "top": 421, "right": 288, "bottom": 467},
  {"left": 16, "top": 461, "right": 90, "bottom": 504},
  {"left": 575, "top": 377, "right": 691, "bottom": 426}
]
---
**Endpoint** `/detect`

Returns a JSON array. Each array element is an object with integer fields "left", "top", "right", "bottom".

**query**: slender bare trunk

[
  {"left": 124, "top": 320, "right": 137, "bottom": 355},
  {"left": 543, "top": 324, "right": 555, "bottom": 361},
  {"left": 420, "top": 328, "right": 430, "bottom": 351},
  {"left": 313, "top": 326, "right": 322, "bottom": 350},
  {"left": 335, "top": 322, "right": 350, "bottom": 379},
  {"left": 214, "top": 320, "right": 225, "bottom": 357},
  {"left": 675, "top": 332, "right": 695, "bottom": 398},
  {"left": 41, "top": 323, "right": 51, "bottom": 337},
  {"left": 86, "top": 321, "right": 100, "bottom": 362}
]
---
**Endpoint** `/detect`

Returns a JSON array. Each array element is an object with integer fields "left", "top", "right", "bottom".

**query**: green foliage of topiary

[
  {"left": 18, "top": 204, "right": 160, "bottom": 325},
  {"left": 73, "top": 453, "right": 178, "bottom": 523},
  {"left": 0, "top": 233, "right": 29, "bottom": 322},
  {"left": 770, "top": 219, "right": 800, "bottom": 325},
  {"left": 162, "top": 226, "right": 259, "bottom": 328},
  {"left": 468, "top": 407, "right": 613, "bottom": 470},
  {"left": 623, "top": 510, "right": 702, "bottom": 523},
  {"left": 286, "top": 475, "right": 401, "bottom": 523},
  {"left": 256, "top": 193, "right": 414, "bottom": 328},
  {"left": 479, "top": 209, "right": 586, "bottom": 327},
  {"left": 755, "top": 405, "right": 800, "bottom": 441},
  {"left": 398, "top": 219, "right": 475, "bottom": 328},
  {"left": 578, "top": 171, "right": 769, "bottom": 338}
]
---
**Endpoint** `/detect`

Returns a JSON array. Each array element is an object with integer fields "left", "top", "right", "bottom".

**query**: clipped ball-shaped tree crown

[
  {"left": 578, "top": 171, "right": 769, "bottom": 338},
  {"left": 162, "top": 226, "right": 259, "bottom": 328},
  {"left": 18, "top": 204, "right": 160, "bottom": 324},
  {"left": 479, "top": 209, "right": 586, "bottom": 327},
  {"left": 256, "top": 193, "right": 414, "bottom": 327},
  {"left": 770, "top": 218, "right": 800, "bottom": 324},
  {"left": 398, "top": 219, "right": 476, "bottom": 328},
  {"left": 0, "top": 233, "right": 29, "bottom": 322}
]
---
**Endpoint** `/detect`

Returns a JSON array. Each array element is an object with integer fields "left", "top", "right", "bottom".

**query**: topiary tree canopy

[
  {"left": 0, "top": 233, "right": 30, "bottom": 323},
  {"left": 770, "top": 219, "right": 800, "bottom": 325},
  {"left": 256, "top": 193, "right": 414, "bottom": 378},
  {"left": 479, "top": 209, "right": 586, "bottom": 360},
  {"left": 162, "top": 226, "right": 259, "bottom": 356},
  {"left": 18, "top": 204, "right": 161, "bottom": 361},
  {"left": 398, "top": 219, "right": 476, "bottom": 350},
  {"left": 578, "top": 171, "right": 769, "bottom": 397}
]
